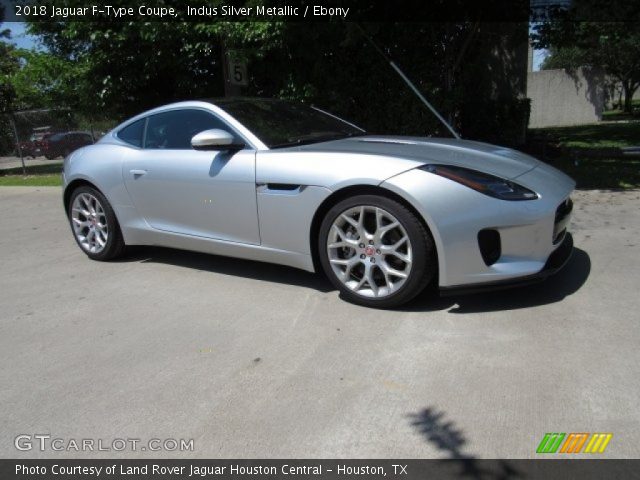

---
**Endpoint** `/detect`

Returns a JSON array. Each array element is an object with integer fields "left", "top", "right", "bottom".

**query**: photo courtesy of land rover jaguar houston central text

[{"left": 62, "top": 98, "right": 575, "bottom": 308}]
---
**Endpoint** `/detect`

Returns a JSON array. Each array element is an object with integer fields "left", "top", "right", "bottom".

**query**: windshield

[{"left": 215, "top": 99, "right": 364, "bottom": 148}]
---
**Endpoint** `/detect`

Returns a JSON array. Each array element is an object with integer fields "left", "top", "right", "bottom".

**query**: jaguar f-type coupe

[{"left": 63, "top": 98, "right": 574, "bottom": 307}]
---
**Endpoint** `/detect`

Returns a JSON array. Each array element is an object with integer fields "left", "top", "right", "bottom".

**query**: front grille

[{"left": 553, "top": 197, "right": 573, "bottom": 244}]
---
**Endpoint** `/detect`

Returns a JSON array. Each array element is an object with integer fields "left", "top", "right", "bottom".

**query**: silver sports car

[{"left": 63, "top": 98, "right": 574, "bottom": 308}]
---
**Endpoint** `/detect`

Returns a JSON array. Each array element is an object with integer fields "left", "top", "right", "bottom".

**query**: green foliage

[
  {"left": 533, "top": 121, "right": 640, "bottom": 149},
  {"left": 532, "top": 0, "right": 640, "bottom": 112},
  {"left": 540, "top": 46, "right": 587, "bottom": 70},
  {"left": 529, "top": 120, "right": 640, "bottom": 189},
  {"left": 9, "top": 49, "right": 88, "bottom": 111},
  {"left": 22, "top": 8, "right": 530, "bottom": 143},
  {"left": 0, "top": 24, "right": 19, "bottom": 113},
  {"left": 462, "top": 98, "right": 531, "bottom": 147},
  {"left": 545, "top": 156, "right": 640, "bottom": 190}
]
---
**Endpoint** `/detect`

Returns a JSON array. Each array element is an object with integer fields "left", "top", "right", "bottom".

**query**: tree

[
  {"left": 532, "top": 0, "right": 640, "bottom": 112},
  {"left": 0, "top": 13, "right": 19, "bottom": 113},
  {"left": 8, "top": 49, "right": 88, "bottom": 112},
  {"left": 540, "top": 46, "right": 587, "bottom": 70},
  {"left": 25, "top": 2, "right": 530, "bottom": 143},
  {"left": 27, "top": 17, "right": 283, "bottom": 119}
]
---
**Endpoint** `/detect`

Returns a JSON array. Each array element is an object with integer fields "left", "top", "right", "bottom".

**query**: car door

[{"left": 122, "top": 108, "right": 260, "bottom": 245}]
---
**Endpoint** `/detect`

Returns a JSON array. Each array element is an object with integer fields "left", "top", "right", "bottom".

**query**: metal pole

[
  {"left": 354, "top": 23, "right": 461, "bottom": 139},
  {"left": 9, "top": 113, "right": 26, "bottom": 175},
  {"left": 389, "top": 61, "right": 460, "bottom": 139}
]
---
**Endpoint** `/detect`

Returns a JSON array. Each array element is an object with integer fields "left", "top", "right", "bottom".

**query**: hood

[{"left": 294, "top": 136, "right": 541, "bottom": 179}]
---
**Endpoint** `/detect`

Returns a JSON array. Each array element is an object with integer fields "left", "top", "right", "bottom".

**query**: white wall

[{"left": 527, "top": 67, "right": 605, "bottom": 128}]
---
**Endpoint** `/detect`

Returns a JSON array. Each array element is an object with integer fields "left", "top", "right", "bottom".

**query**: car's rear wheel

[
  {"left": 318, "top": 195, "right": 436, "bottom": 308},
  {"left": 68, "top": 186, "right": 125, "bottom": 261}
]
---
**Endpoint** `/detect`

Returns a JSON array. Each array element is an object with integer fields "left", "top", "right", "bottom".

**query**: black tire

[
  {"left": 67, "top": 186, "right": 126, "bottom": 261},
  {"left": 318, "top": 194, "right": 437, "bottom": 308}
]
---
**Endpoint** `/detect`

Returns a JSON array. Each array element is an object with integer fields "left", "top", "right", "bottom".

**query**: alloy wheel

[
  {"left": 327, "top": 205, "right": 413, "bottom": 298},
  {"left": 71, "top": 193, "right": 109, "bottom": 254}
]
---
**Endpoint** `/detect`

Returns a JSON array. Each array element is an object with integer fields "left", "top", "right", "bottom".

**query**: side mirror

[{"left": 191, "top": 129, "right": 244, "bottom": 151}]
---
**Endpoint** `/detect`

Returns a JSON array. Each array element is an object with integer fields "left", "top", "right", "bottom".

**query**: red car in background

[
  {"left": 41, "top": 131, "right": 94, "bottom": 159},
  {"left": 18, "top": 130, "right": 54, "bottom": 158}
]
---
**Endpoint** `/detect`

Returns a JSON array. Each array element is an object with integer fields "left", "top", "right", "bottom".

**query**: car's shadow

[
  {"left": 120, "top": 246, "right": 591, "bottom": 314},
  {"left": 120, "top": 246, "right": 334, "bottom": 293},
  {"left": 403, "top": 247, "right": 591, "bottom": 314}
]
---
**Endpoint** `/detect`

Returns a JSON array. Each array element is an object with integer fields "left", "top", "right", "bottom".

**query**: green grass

[
  {"left": 546, "top": 156, "right": 640, "bottom": 190},
  {"left": 0, "top": 174, "right": 62, "bottom": 186},
  {"left": 0, "top": 163, "right": 63, "bottom": 186},
  {"left": 527, "top": 120, "right": 640, "bottom": 190},
  {"left": 602, "top": 99, "right": 640, "bottom": 121},
  {"left": 530, "top": 120, "right": 640, "bottom": 149}
]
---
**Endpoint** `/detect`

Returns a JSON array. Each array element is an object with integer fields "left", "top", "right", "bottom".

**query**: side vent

[{"left": 478, "top": 229, "right": 501, "bottom": 266}]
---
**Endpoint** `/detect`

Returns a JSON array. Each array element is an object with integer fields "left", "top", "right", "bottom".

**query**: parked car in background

[
  {"left": 43, "top": 131, "right": 94, "bottom": 159},
  {"left": 18, "top": 128, "right": 55, "bottom": 158}
]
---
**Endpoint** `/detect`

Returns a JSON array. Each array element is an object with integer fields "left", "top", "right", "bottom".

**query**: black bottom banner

[{"left": 3, "top": 459, "right": 640, "bottom": 480}]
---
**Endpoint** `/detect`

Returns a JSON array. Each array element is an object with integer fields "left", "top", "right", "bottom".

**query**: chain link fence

[{"left": 0, "top": 109, "right": 116, "bottom": 174}]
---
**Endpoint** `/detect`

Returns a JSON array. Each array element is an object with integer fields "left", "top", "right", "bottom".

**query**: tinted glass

[
  {"left": 118, "top": 119, "right": 145, "bottom": 147},
  {"left": 144, "top": 109, "right": 239, "bottom": 149},
  {"left": 216, "top": 99, "right": 363, "bottom": 148}
]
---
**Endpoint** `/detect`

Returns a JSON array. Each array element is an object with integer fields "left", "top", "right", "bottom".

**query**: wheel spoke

[
  {"left": 80, "top": 194, "right": 92, "bottom": 211},
  {"left": 379, "top": 266, "right": 393, "bottom": 291},
  {"left": 380, "top": 236, "right": 412, "bottom": 263},
  {"left": 329, "top": 257, "right": 353, "bottom": 266},
  {"left": 354, "top": 273, "right": 367, "bottom": 291},
  {"left": 380, "top": 261, "right": 409, "bottom": 279},
  {"left": 340, "top": 213, "right": 359, "bottom": 229},
  {"left": 328, "top": 224, "right": 359, "bottom": 249},
  {"left": 365, "top": 265, "right": 378, "bottom": 296},
  {"left": 73, "top": 218, "right": 90, "bottom": 227},
  {"left": 356, "top": 206, "right": 366, "bottom": 237},
  {"left": 72, "top": 207, "right": 91, "bottom": 217},
  {"left": 95, "top": 231, "right": 106, "bottom": 247},
  {"left": 375, "top": 207, "right": 384, "bottom": 231}
]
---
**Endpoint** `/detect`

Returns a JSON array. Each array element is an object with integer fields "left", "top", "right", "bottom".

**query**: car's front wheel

[
  {"left": 68, "top": 186, "right": 125, "bottom": 261},
  {"left": 318, "top": 195, "right": 436, "bottom": 308}
]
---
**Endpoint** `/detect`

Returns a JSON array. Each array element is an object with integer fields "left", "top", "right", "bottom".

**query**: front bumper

[
  {"left": 381, "top": 163, "right": 576, "bottom": 288},
  {"left": 439, "top": 232, "right": 573, "bottom": 296}
]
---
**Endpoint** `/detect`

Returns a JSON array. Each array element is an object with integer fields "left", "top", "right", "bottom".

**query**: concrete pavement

[{"left": 0, "top": 187, "right": 639, "bottom": 459}]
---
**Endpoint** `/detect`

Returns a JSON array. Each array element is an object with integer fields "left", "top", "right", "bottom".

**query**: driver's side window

[{"left": 144, "top": 109, "right": 241, "bottom": 150}]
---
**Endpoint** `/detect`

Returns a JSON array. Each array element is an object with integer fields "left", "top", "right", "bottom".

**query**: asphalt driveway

[{"left": 0, "top": 187, "right": 638, "bottom": 459}]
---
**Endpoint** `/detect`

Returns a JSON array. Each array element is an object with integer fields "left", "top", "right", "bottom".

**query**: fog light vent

[{"left": 478, "top": 229, "right": 501, "bottom": 266}]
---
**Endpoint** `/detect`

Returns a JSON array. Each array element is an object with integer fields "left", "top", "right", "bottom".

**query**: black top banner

[
  {"left": 3, "top": 459, "right": 640, "bottom": 480},
  {"left": 2, "top": 0, "right": 635, "bottom": 23}
]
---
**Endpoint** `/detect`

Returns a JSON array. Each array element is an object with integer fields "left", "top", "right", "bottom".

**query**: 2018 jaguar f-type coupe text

[{"left": 63, "top": 98, "right": 574, "bottom": 307}]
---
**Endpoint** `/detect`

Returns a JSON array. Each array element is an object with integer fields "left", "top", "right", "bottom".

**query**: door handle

[{"left": 130, "top": 169, "right": 147, "bottom": 177}]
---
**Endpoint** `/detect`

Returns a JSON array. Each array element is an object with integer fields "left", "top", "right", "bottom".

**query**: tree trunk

[
  {"left": 622, "top": 80, "right": 635, "bottom": 113},
  {"left": 220, "top": 38, "right": 241, "bottom": 98}
]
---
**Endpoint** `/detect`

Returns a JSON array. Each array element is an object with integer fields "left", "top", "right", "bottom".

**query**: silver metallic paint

[{"left": 63, "top": 100, "right": 575, "bottom": 288}]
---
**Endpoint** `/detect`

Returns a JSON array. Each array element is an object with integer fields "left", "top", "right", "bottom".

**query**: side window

[
  {"left": 144, "top": 109, "right": 240, "bottom": 150},
  {"left": 117, "top": 119, "right": 145, "bottom": 147}
]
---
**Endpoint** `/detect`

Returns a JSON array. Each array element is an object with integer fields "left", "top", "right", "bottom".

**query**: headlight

[{"left": 419, "top": 164, "right": 538, "bottom": 201}]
